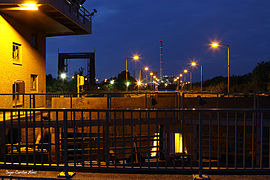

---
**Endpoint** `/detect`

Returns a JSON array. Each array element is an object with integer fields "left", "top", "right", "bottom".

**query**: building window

[
  {"left": 12, "top": 42, "right": 22, "bottom": 64},
  {"left": 30, "top": 34, "right": 38, "bottom": 48},
  {"left": 13, "top": 81, "right": 25, "bottom": 107},
  {"left": 30, "top": 74, "right": 38, "bottom": 92}
]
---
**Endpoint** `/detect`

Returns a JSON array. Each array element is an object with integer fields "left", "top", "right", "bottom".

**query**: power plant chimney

[{"left": 160, "top": 40, "right": 164, "bottom": 81}]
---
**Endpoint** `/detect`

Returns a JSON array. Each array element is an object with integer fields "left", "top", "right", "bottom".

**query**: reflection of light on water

[
  {"left": 151, "top": 133, "right": 160, "bottom": 157},
  {"left": 175, "top": 133, "right": 187, "bottom": 153}
]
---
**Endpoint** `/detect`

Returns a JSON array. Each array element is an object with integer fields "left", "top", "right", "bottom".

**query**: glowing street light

[
  {"left": 144, "top": 67, "right": 149, "bottom": 85},
  {"left": 133, "top": 55, "right": 139, "bottom": 61},
  {"left": 60, "top": 73, "right": 67, "bottom": 80},
  {"left": 126, "top": 55, "right": 140, "bottom": 91},
  {"left": 137, "top": 80, "right": 142, "bottom": 90},
  {"left": 137, "top": 80, "right": 142, "bottom": 86},
  {"left": 210, "top": 41, "right": 230, "bottom": 94},
  {"left": 210, "top": 42, "right": 219, "bottom": 48},
  {"left": 110, "top": 80, "right": 115, "bottom": 85},
  {"left": 191, "top": 61, "right": 203, "bottom": 92},
  {"left": 191, "top": 62, "right": 197, "bottom": 67}
]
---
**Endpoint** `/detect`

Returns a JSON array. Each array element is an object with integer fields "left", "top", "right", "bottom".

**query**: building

[{"left": 0, "top": 0, "right": 92, "bottom": 108}]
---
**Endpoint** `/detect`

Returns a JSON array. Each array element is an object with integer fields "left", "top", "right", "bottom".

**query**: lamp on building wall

[{"left": 19, "top": 3, "right": 39, "bottom": 10}]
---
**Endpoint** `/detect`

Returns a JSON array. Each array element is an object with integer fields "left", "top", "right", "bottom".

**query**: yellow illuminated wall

[
  {"left": 175, "top": 133, "right": 183, "bottom": 153},
  {"left": 0, "top": 14, "right": 46, "bottom": 108}
]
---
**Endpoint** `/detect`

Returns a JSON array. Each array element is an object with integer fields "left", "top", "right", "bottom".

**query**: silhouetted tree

[{"left": 252, "top": 61, "right": 270, "bottom": 92}]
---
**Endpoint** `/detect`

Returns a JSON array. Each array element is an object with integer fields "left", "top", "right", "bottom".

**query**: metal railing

[
  {"left": 65, "top": 0, "right": 93, "bottom": 23},
  {"left": 0, "top": 108, "right": 270, "bottom": 175},
  {"left": 0, "top": 92, "right": 270, "bottom": 110}
]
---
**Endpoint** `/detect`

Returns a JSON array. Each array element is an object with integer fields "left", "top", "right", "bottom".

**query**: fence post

[
  {"left": 145, "top": 93, "right": 148, "bottom": 108},
  {"left": 199, "top": 112, "right": 203, "bottom": 177},
  {"left": 70, "top": 95, "right": 72, "bottom": 109},
  {"left": 105, "top": 110, "right": 110, "bottom": 167},
  {"left": 181, "top": 93, "right": 185, "bottom": 109},
  {"left": 216, "top": 93, "right": 219, "bottom": 108},
  {"left": 63, "top": 110, "right": 69, "bottom": 178},
  {"left": 33, "top": 94, "right": 36, "bottom": 108}
]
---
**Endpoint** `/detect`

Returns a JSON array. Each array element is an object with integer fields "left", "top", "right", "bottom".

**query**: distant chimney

[{"left": 160, "top": 40, "right": 164, "bottom": 81}]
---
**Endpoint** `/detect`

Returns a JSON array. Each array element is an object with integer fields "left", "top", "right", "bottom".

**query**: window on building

[
  {"left": 30, "top": 34, "right": 38, "bottom": 48},
  {"left": 13, "top": 81, "right": 25, "bottom": 107},
  {"left": 12, "top": 42, "right": 22, "bottom": 64},
  {"left": 30, "top": 74, "right": 38, "bottom": 92}
]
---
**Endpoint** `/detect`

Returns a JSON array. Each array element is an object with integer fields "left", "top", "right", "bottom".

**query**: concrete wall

[{"left": 0, "top": 14, "right": 46, "bottom": 108}]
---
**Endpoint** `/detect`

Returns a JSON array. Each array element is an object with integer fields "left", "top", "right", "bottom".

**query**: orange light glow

[
  {"left": 133, "top": 55, "right": 139, "bottom": 60},
  {"left": 144, "top": 67, "right": 149, "bottom": 71},
  {"left": 211, "top": 42, "right": 220, "bottom": 48},
  {"left": 184, "top": 69, "right": 188, "bottom": 73},
  {"left": 20, "top": 3, "right": 39, "bottom": 10},
  {"left": 191, "top": 62, "right": 197, "bottom": 66},
  {"left": 137, "top": 80, "right": 142, "bottom": 86}
]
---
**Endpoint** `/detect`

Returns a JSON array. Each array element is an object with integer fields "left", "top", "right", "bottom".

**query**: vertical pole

[
  {"left": 63, "top": 111, "right": 69, "bottom": 178},
  {"left": 201, "top": 65, "right": 203, "bottom": 92},
  {"left": 228, "top": 47, "right": 230, "bottom": 95},
  {"left": 190, "top": 72, "right": 192, "bottom": 91},
  {"left": 199, "top": 112, "right": 203, "bottom": 177},
  {"left": 160, "top": 40, "right": 163, "bottom": 81},
  {"left": 126, "top": 58, "right": 128, "bottom": 91},
  {"left": 77, "top": 75, "right": 80, "bottom": 97}
]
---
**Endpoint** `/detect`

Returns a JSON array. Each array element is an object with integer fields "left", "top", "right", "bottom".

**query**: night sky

[{"left": 46, "top": 0, "right": 270, "bottom": 82}]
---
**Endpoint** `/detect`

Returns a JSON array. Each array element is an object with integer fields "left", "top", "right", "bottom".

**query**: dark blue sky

[{"left": 46, "top": 0, "right": 270, "bottom": 82}]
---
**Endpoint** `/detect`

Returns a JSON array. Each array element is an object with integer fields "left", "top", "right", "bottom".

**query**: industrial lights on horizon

[{"left": 20, "top": 3, "right": 39, "bottom": 10}]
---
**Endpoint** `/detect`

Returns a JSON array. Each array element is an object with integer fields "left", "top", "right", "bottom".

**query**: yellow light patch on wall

[
  {"left": 0, "top": 15, "right": 46, "bottom": 108},
  {"left": 175, "top": 133, "right": 183, "bottom": 153},
  {"left": 151, "top": 133, "right": 159, "bottom": 157}
]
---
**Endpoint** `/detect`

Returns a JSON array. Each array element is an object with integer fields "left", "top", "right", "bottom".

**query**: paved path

[{"left": 1, "top": 170, "right": 270, "bottom": 179}]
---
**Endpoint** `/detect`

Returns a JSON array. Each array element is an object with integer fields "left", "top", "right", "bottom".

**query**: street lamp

[
  {"left": 60, "top": 73, "right": 67, "bottom": 80},
  {"left": 20, "top": 3, "right": 39, "bottom": 10},
  {"left": 183, "top": 69, "right": 192, "bottom": 90},
  {"left": 144, "top": 67, "right": 149, "bottom": 85},
  {"left": 137, "top": 80, "right": 142, "bottom": 90},
  {"left": 126, "top": 55, "right": 140, "bottom": 91},
  {"left": 191, "top": 61, "right": 203, "bottom": 92},
  {"left": 210, "top": 41, "right": 230, "bottom": 95}
]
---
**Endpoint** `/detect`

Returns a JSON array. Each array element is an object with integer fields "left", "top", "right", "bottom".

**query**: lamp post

[
  {"left": 126, "top": 55, "right": 139, "bottom": 91},
  {"left": 179, "top": 74, "right": 183, "bottom": 90},
  {"left": 150, "top": 72, "right": 154, "bottom": 90},
  {"left": 144, "top": 67, "right": 149, "bottom": 86},
  {"left": 183, "top": 69, "right": 188, "bottom": 90},
  {"left": 211, "top": 42, "right": 230, "bottom": 95},
  {"left": 191, "top": 61, "right": 203, "bottom": 92},
  {"left": 60, "top": 72, "right": 67, "bottom": 93}
]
